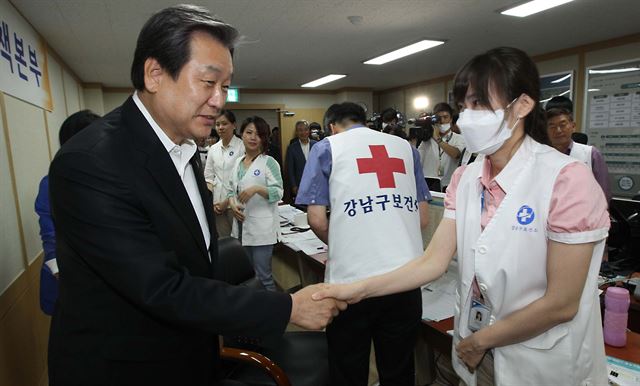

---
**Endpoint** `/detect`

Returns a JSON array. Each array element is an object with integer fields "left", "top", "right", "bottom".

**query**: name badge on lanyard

[
  {"left": 469, "top": 188, "right": 491, "bottom": 332},
  {"left": 468, "top": 278, "right": 491, "bottom": 332}
]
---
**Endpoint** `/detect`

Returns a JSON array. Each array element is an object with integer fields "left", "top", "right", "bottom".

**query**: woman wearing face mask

[
  {"left": 228, "top": 116, "right": 283, "bottom": 291},
  {"left": 204, "top": 110, "right": 245, "bottom": 237},
  {"left": 313, "top": 47, "right": 609, "bottom": 385}
]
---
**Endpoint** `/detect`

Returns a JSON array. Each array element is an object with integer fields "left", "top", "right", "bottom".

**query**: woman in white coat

[
  {"left": 204, "top": 110, "right": 245, "bottom": 237},
  {"left": 314, "top": 47, "right": 610, "bottom": 386},
  {"left": 228, "top": 116, "right": 283, "bottom": 291}
]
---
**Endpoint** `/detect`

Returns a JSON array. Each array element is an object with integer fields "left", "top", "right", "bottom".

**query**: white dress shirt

[
  {"left": 133, "top": 92, "right": 211, "bottom": 258},
  {"left": 300, "top": 140, "right": 310, "bottom": 160}
]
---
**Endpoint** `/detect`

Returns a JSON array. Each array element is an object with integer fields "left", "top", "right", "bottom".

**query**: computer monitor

[{"left": 608, "top": 197, "right": 640, "bottom": 274}]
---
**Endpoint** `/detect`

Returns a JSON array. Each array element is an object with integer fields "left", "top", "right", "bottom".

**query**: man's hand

[
  {"left": 290, "top": 284, "right": 347, "bottom": 330},
  {"left": 433, "top": 126, "right": 442, "bottom": 142}
]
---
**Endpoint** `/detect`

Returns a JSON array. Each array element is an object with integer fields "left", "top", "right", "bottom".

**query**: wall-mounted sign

[{"left": 0, "top": 0, "right": 52, "bottom": 110}]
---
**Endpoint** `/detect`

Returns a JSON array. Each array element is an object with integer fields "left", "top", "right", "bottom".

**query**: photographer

[
  {"left": 419, "top": 103, "right": 465, "bottom": 191},
  {"left": 381, "top": 107, "right": 399, "bottom": 131}
]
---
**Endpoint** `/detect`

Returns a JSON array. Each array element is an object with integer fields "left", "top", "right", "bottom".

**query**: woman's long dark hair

[{"left": 453, "top": 47, "right": 549, "bottom": 145}]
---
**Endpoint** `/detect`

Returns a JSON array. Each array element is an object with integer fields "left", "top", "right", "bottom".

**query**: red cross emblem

[{"left": 356, "top": 145, "right": 406, "bottom": 188}]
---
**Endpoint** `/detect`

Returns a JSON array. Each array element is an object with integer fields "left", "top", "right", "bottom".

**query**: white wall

[
  {"left": 1, "top": 50, "right": 82, "bottom": 293},
  {"left": 102, "top": 90, "right": 131, "bottom": 113},
  {"left": 0, "top": 99, "right": 25, "bottom": 294},
  {"left": 83, "top": 87, "right": 105, "bottom": 116},
  {"left": 94, "top": 89, "right": 374, "bottom": 120}
]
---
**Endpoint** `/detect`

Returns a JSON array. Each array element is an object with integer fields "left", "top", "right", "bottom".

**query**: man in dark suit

[
  {"left": 47, "top": 5, "right": 344, "bottom": 386},
  {"left": 285, "top": 120, "right": 317, "bottom": 198}
]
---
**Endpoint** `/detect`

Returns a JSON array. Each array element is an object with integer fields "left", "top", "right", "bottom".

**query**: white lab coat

[
  {"left": 570, "top": 141, "right": 593, "bottom": 169},
  {"left": 230, "top": 155, "right": 280, "bottom": 246},
  {"left": 447, "top": 136, "right": 608, "bottom": 386},
  {"left": 326, "top": 126, "right": 423, "bottom": 284}
]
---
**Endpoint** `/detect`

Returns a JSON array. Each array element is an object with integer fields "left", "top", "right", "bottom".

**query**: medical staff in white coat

[
  {"left": 204, "top": 109, "right": 245, "bottom": 237},
  {"left": 228, "top": 116, "right": 283, "bottom": 291},
  {"left": 314, "top": 47, "right": 610, "bottom": 386}
]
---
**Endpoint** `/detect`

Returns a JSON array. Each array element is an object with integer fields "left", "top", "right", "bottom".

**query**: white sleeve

[
  {"left": 204, "top": 146, "right": 216, "bottom": 185},
  {"left": 225, "top": 158, "right": 240, "bottom": 199},
  {"left": 451, "top": 134, "right": 466, "bottom": 152},
  {"left": 45, "top": 258, "right": 59, "bottom": 275}
]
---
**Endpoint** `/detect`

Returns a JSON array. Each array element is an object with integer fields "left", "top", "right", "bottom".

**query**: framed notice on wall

[
  {"left": 583, "top": 59, "right": 640, "bottom": 198},
  {"left": 540, "top": 71, "right": 574, "bottom": 108},
  {"left": 0, "top": 0, "right": 52, "bottom": 111}
]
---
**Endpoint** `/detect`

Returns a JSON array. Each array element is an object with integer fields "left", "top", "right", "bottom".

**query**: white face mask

[
  {"left": 439, "top": 123, "right": 451, "bottom": 133},
  {"left": 457, "top": 98, "right": 520, "bottom": 155}
]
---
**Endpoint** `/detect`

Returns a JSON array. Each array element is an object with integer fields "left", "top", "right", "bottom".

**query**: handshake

[{"left": 289, "top": 282, "right": 364, "bottom": 330}]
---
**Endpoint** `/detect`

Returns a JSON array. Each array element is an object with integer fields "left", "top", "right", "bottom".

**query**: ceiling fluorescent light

[
  {"left": 558, "top": 90, "right": 570, "bottom": 96},
  {"left": 501, "top": 0, "right": 575, "bottom": 17},
  {"left": 588, "top": 67, "right": 640, "bottom": 74},
  {"left": 364, "top": 40, "right": 445, "bottom": 65},
  {"left": 301, "top": 74, "right": 346, "bottom": 88},
  {"left": 550, "top": 73, "right": 571, "bottom": 84}
]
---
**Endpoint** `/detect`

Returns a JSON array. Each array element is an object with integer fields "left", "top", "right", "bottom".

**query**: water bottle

[{"left": 603, "top": 287, "right": 630, "bottom": 347}]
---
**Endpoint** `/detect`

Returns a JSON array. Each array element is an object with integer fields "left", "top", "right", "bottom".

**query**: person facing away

[
  {"left": 296, "top": 102, "right": 431, "bottom": 386},
  {"left": 227, "top": 116, "right": 283, "bottom": 291},
  {"left": 35, "top": 109, "right": 100, "bottom": 316},
  {"left": 46, "top": 5, "right": 344, "bottom": 386},
  {"left": 285, "top": 119, "right": 316, "bottom": 198},
  {"left": 205, "top": 109, "right": 245, "bottom": 237},
  {"left": 545, "top": 96, "right": 611, "bottom": 203},
  {"left": 314, "top": 47, "right": 610, "bottom": 386}
]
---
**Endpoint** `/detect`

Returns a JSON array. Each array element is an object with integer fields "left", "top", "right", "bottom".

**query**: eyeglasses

[{"left": 547, "top": 121, "right": 573, "bottom": 131}]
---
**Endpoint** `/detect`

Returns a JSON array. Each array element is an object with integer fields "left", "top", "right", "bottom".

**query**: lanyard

[{"left": 439, "top": 132, "right": 452, "bottom": 157}]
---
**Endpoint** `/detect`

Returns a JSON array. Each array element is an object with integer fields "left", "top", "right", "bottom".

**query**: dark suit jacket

[
  {"left": 285, "top": 139, "right": 316, "bottom": 190},
  {"left": 48, "top": 97, "right": 291, "bottom": 386}
]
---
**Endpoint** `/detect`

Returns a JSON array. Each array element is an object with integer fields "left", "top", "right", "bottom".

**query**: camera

[{"left": 408, "top": 113, "right": 442, "bottom": 142}]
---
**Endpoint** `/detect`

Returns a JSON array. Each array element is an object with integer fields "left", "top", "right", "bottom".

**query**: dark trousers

[{"left": 326, "top": 289, "right": 422, "bottom": 386}]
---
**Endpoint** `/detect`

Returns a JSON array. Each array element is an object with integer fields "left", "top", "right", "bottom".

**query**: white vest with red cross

[{"left": 326, "top": 126, "right": 423, "bottom": 284}]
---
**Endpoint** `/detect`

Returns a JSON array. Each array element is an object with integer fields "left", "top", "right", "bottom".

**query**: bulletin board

[{"left": 584, "top": 59, "right": 640, "bottom": 198}]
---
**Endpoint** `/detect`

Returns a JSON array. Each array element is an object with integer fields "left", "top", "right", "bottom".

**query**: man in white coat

[{"left": 296, "top": 102, "right": 431, "bottom": 386}]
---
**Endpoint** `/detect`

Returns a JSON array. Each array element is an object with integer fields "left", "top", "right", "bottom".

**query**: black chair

[
  {"left": 572, "top": 132, "right": 588, "bottom": 145},
  {"left": 217, "top": 237, "right": 330, "bottom": 386}
]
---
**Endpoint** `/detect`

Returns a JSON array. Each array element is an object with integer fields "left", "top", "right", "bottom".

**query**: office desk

[{"left": 423, "top": 316, "right": 640, "bottom": 364}]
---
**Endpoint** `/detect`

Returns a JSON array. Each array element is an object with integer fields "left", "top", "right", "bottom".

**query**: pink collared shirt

[{"left": 445, "top": 155, "right": 609, "bottom": 237}]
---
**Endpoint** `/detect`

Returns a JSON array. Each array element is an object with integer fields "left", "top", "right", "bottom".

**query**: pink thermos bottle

[{"left": 604, "top": 287, "right": 630, "bottom": 347}]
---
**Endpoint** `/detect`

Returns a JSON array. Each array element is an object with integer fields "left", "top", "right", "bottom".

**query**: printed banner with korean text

[{"left": 0, "top": 0, "right": 52, "bottom": 111}]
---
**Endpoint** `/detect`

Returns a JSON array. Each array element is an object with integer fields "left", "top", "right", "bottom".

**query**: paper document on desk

[
  {"left": 278, "top": 205, "right": 301, "bottom": 223},
  {"left": 421, "top": 265, "right": 457, "bottom": 322},
  {"left": 296, "top": 238, "right": 328, "bottom": 256},
  {"left": 280, "top": 229, "right": 317, "bottom": 243},
  {"left": 607, "top": 356, "right": 640, "bottom": 386}
]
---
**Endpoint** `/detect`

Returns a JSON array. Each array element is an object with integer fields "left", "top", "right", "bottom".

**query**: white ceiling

[{"left": 11, "top": 0, "right": 640, "bottom": 91}]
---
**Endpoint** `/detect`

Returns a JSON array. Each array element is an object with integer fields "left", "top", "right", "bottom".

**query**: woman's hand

[
  {"left": 456, "top": 333, "right": 487, "bottom": 373},
  {"left": 213, "top": 199, "right": 229, "bottom": 214},
  {"left": 238, "top": 186, "right": 258, "bottom": 204},
  {"left": 229, "top": 199, "right": 245, "bottom": 222},
  {"left": 311, "top": 281, "right": 366, "bottom": 305}
]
